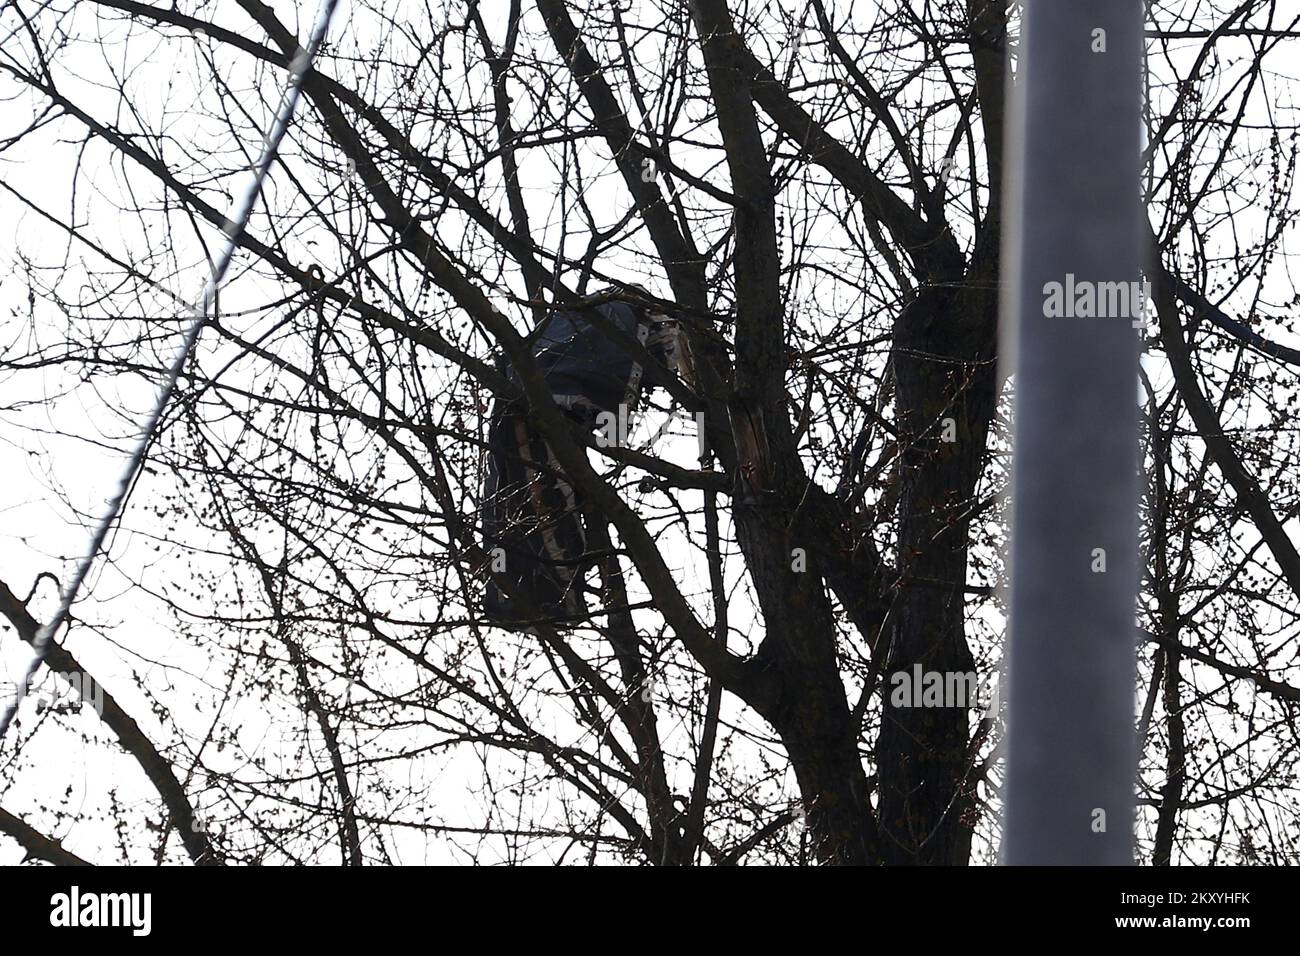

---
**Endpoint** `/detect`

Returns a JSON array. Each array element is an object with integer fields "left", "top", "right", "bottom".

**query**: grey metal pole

[{"left": 1000, "top": 0, "right": 1143, "bottom": 864}]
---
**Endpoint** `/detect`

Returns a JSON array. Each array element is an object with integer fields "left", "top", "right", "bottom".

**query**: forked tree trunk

[{"left": 729, "top": 415, "right": 877, "bottom": 864}]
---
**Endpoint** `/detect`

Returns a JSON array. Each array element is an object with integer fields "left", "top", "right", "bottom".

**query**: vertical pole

[{"left": 1000, "top": 1, "right": 1144, "bottom": 864}]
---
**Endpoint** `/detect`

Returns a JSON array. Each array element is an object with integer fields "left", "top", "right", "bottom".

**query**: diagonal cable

[{"left": 0, "top": 0, "right": 343, "bottom": 741}]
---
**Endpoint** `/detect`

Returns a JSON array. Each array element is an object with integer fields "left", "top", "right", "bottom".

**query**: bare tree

[{"left": 1, "top": 0, "right": 1298, "bottom": 865}]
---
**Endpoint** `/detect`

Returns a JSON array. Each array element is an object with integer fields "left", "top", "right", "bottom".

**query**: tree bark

[{"left": 876, "top": 251, "right": 999, "bottom": 865}]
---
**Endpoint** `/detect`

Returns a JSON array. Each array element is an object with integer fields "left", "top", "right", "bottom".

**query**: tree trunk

[
  {"left": 731, "top": 435, "right": 878, "bottom": 864},
  {"left": 876, "top": 259, "right": 999, "bottom": 865}
]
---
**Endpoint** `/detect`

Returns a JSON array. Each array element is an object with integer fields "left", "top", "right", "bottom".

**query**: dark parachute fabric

[
  {"left": 526, "top": 300, "right": 646, "bottom": 417},
  {"left": 482, "top": 295, "right": 681, "bottom": 629},
  {"left": 482, "top": 406, "right": 589, "bottom": 626}
]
